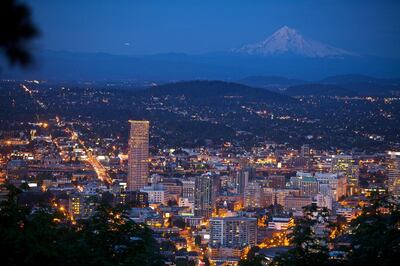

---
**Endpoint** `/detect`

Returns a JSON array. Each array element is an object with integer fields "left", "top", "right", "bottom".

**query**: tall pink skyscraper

[{"left": 127, "top": 120, "right": 149, "bottom": 191}]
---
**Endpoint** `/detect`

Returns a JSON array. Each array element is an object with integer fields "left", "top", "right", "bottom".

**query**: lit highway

[{"left": 65, "top": 127, "right": 113, "bottom": 185}]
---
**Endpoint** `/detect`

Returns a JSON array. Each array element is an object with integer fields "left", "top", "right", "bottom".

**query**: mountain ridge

[
  {"left": 138, "top": 80, "right": 295, "bottom": 103},
  {"left": 233, "top": 26, "right": 357, "bottom": 58}
]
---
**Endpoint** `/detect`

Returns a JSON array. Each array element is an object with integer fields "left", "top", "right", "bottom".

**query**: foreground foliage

[{"left": 0, "top": 185, "right": 163, "bottom": 266}]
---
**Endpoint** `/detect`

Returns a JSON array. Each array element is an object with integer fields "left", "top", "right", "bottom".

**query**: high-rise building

[
  {"left": 235, "top": 166, "right": 255, "bottom": 194},
  {"left": 387, "top": 151, "right": 400, "bottom": 196},
  {"left": 127, "top": 120, "right": 149, "bottom": 191},
  {"left": 290, "top": 172, "right": 319, "bottom": 196},
  {"left": 332, "top": 155, "right": 359, "bottom": 195},
  {"left": 181, "top": 179, "right": 196, "bottom": 203},
  {"left": 315, "top": 172, "right": 339, "bottom": 201},
  {"left": 210, "top": 216, "right": 257, "bottom": 248},
  {"left": 244, "top": 181, "right": 264, "bottom": 208},
  {"left": 68, "top": 193, "right": 97, "bottom": 219},
  {"left": 300, "top": 144, "right": 310, "bottom": 157},
  {"left": 194, "top": 173, "right": 216, "bottom": 218}
]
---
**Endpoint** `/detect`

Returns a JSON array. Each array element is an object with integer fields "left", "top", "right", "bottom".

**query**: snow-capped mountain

[{"left": 234, "top": 26, "right": 357, "bottom": 58}]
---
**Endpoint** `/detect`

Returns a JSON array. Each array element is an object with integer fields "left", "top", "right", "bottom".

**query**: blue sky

[{"left": 27, "top": 0, "right": 400, "bottom": 58}]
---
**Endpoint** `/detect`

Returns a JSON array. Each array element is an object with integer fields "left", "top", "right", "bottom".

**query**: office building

[
  {"left": 268, "top": 217, "right": 294, "bottom": 230},
  {"left": 181, "top": 179, "right": 196, "bottom": 203},
  {"left": 290, "top": 173, "right": 319, "bottom": 197},
  {"left": 332, "top": 155, "right": 359, "bottom": 195},
  {"left": 235, "top": 166, "right": 256, "bottom": 194},
  {"left": 68, "top": 193, "right": 97, "bottom": 219},
  {"left": 300, "top": 144, "right": 310, "bottom": 157},
  {"left": 388, "top": 151, "right": 400, "bottom": 196},
  {"left": 194, "top": 173, "right": 215, "bottom": 218},
  {"left": 284, "top": 196, "right": 312, "bottom": 211},
  {"left": 127, "top": 120, "right": 149, "bottom": 191},
  {"left": 140, "top": 184, "right": 165, "bottom": 204},
  {"left": 244, "top": 181, "right": 264, "bottom": 208},
  {"left": 315, "top": 172, "right": 339, "bottom": 200},
  {"left": 210, "top": 216, "right": 257, "bottom": 248}
]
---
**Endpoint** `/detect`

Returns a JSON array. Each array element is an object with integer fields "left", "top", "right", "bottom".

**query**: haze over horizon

[{"left": 27, "top": 0, "right": 400, "bottom": 59}]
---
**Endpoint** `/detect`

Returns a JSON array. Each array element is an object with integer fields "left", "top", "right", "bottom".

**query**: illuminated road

[
  {"left": 65, "top": 128, "right": 113, "bottom": 185},
  {"left": 20, "top": 83, "right": 113, "bottom": 186}
]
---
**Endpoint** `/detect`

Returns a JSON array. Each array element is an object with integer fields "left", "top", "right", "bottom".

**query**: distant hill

[
  {"left": 281, "top": 74, "right": 400, "bottom": 97},
  {"left": 139, "top": 80, "right": 294, "bottom": 103},
  {"left": 320, "top": 74, "right": 400, "bottom": 96},
  {"left": 284, "top": 84, "right": 356, "bottom": 97},
  {"left": 3, "top": 49, "right": 400, "bottom": 81},
  {"left": 238, "top": 75, "right": 306, "bottom": 90},
  {"left": 320, "top": 74, "right": 397, "bottom": 84}
]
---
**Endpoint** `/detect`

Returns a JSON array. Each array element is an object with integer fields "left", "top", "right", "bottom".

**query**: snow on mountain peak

[{"left": 233, "top": 26, "right": 356, "bottom": 58}]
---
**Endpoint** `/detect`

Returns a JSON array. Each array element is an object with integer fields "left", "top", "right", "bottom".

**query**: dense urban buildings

[{"left": 0, "top": 73, "right": 399, "bottom": 266}]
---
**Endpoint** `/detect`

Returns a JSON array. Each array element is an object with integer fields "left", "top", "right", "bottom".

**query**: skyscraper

[
  {"left": 332, "top": 155, "right": 359, "bottom": 196},
  {"left": 127, "top": 120, "right": 149, "bottom": 191},
  {"left": 388, "top": 151, "right": 400, "bottom": 196},
  {"left": 235, "top": 166, "right": 255, "bottom": 194},
  {"left": 194, "top": 173, "right": 217, "bottom": 218}
]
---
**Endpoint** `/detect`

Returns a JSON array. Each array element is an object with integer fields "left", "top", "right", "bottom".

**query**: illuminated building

[
  {"left": 314, "top": 193, "right": 332, "bottom": 210},
  {"left": 127, "top": 120, "right": 149, "bottom": 191},
  {"left": 125, "top": 191, "right": 148, "bottom": 207},
  {"left": 244, "top": 181, "right": 264, "bottom": 208},
  {"left": 268, "top": 217, "right": 294, "bottom": 230},
  {"left": 332, "top": 155, "right": 359, "bottom": 195},
  {"left": 290, "top": 173, "right": 319, "bottom": 196},
  {"left": 235, "top": 166, "right": 255, "bottom": 194},
  {"left": 337, "top": 175, "right": 347, "bottom": 200},
  {"left": 284, "top": 196, "right": 312, "bottom": 211},
  {"left": 315, "top": 172, "right": 339, "bottom": 201},
  {"left": 194, "top": 173, "right": 216, "bottom": 218},
  {"left": 68, "top": 193, "right": 97, "bottom": 219},
  {"left": 6, "top": 159, "right": 28, "bottom": 179},
  {"left": 336, "top": 207, "right": 358, "bottom": 222},
  {"left": 160, "top": 179, "right": 182, "bottom": 202},
  {"left": 69, "top": 194, "right": 81, "bottom": 216},
  {"left": 140, "top": 184, "right": 165, "bottom": 204},
  {"left": 387, "top": 151, "right": 400, "bottom": 196},
  {"left": 209, "top": 216, "right": 257, "bottom": 248},
  {"left": 181, "top": 179, "right": 195, "bottom": 204},
  {"left": 179, "top": 180, "right": 196, "bottom": 211},
  {"left": 300, "top": 144, "right": 310, "bottom": 157}
]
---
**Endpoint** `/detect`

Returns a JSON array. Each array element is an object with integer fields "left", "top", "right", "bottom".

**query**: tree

[
  {"left": 0, "top": 184, "right": 164, "bottom": 266},
  {"left": 0, "top": 0, "right": 38, "bottom": 67},
  {"left": 347, "top": 193, "right": 400, "bottom": 266},
  {"left": 173, "top": 217, "right": 186, "bottom": 229},
  {"left": 78, "top": 204, "right": 164, "bottom": 265},
  {"left": 271, "top": 204, "right": 331, "bottom": 266},
  {"left": 167, "top": 199, "right": 178, "bottom": 207},
  {"left": 194, "top": 234, "right": 202, "bottom": 246},
  {"left": 239, "top": 246, "right": 266, "bottom": 266}
]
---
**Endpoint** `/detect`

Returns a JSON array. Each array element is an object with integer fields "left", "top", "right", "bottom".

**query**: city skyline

[{"left": 0, "top": 1, "right": 399, "bottom": 265}]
